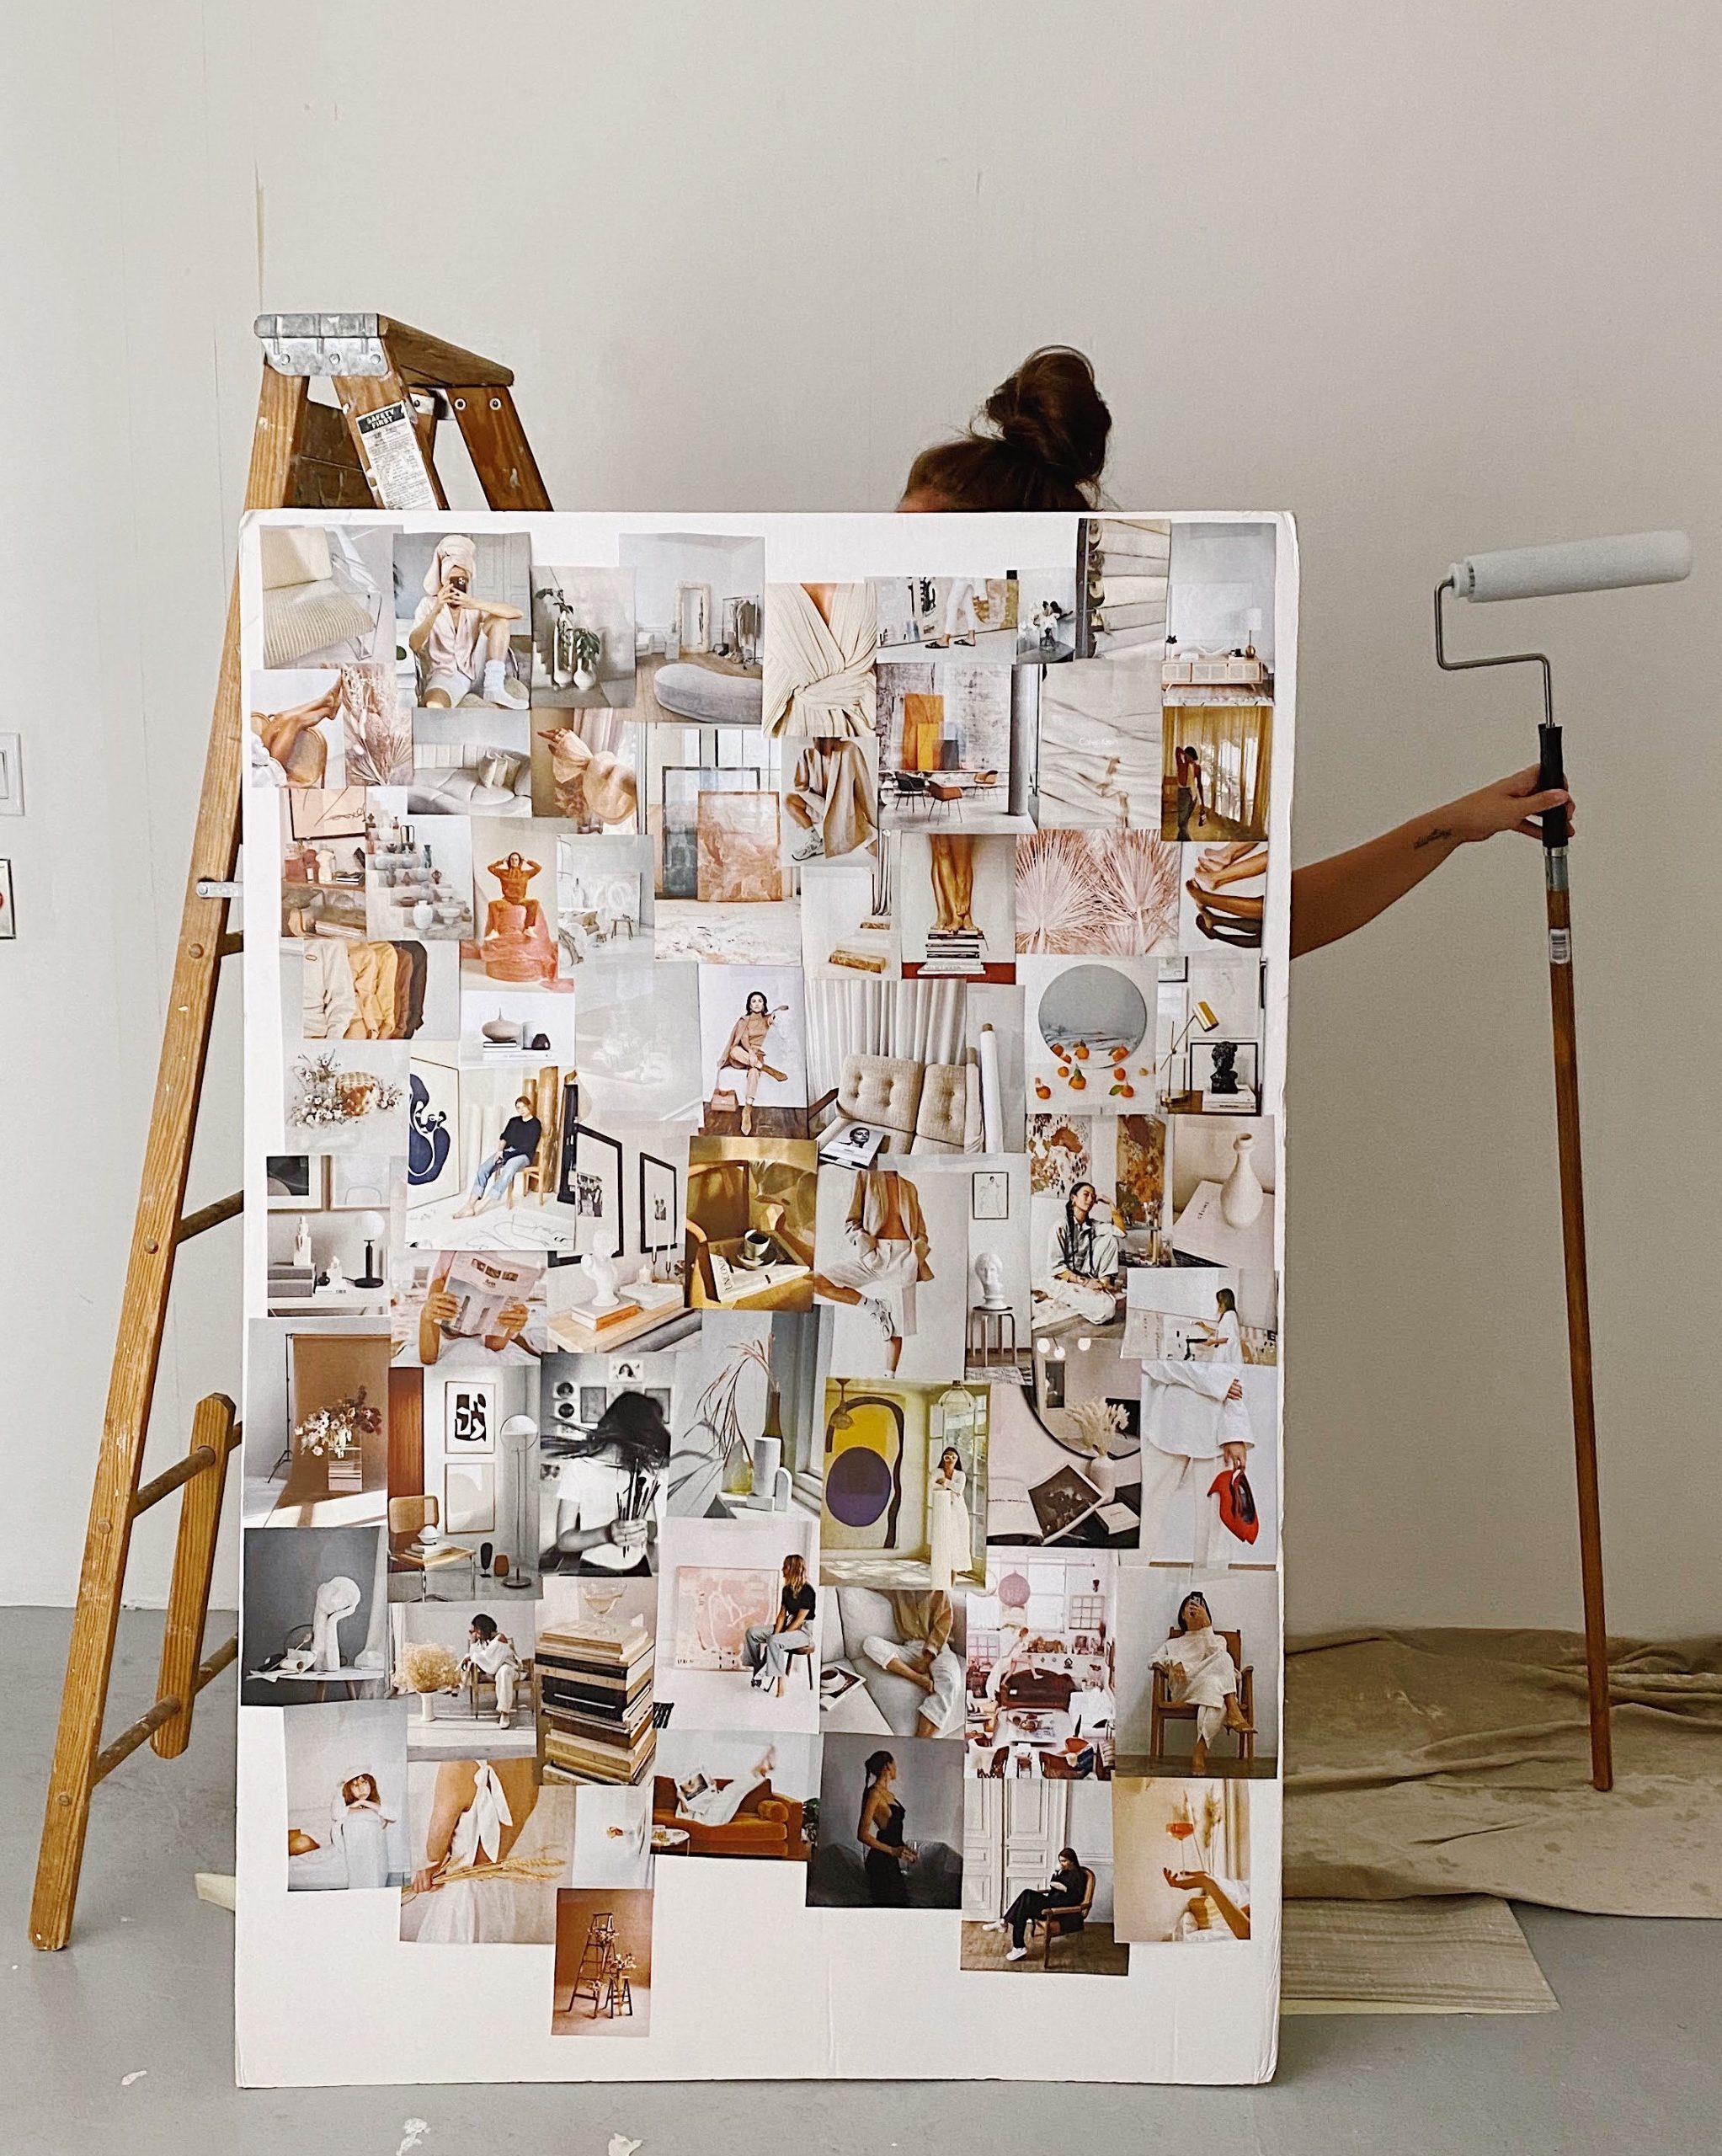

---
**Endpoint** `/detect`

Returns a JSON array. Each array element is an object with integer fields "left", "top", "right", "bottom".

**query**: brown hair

[
  {"left": 902, "top": 346, "right": 1111, "bottom": 512},
  {"left": 341, "top": 1772, "right": 379, "bottom": 1806},
  {"left": 782, "top": 1553, "right": 807, "bottom": 1586}
]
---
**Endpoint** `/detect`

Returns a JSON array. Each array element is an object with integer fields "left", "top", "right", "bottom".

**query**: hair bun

[{"left": 983, "top": 346, "right": 1111, "bottom": 488}]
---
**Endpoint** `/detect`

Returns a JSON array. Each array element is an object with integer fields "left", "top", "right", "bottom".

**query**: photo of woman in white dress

[
  {"left": 927, "top": 1445, "right": 970, "bottom": 1591},
  {"left": 402, "top": 1757, "right": 571, "bottom": 1945},
  {"left": 328, "top": 1771, "right": 395, "bottom": 1890}
]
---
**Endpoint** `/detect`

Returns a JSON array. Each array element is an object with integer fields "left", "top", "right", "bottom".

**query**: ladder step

[
  {"left": 131, "top": 1444, "right": 221, "bottom": 1519},
  {"left": 90, "top": 1638, "right": 238, "bottom": 1787},
  {"left": 176, "top": 1193, "right": 243, "bottom": 1243},
  {"left": 218, "top": 931, "right": 243, "bottom": 958}
]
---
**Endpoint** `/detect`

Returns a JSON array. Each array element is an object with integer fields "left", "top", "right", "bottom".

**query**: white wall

[{"left": 4, "top": 3, "right": 1719, "bottom": 1635}]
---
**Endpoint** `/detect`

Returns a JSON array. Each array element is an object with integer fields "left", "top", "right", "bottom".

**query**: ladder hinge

[{"left": 255, "top": 313, "right": 389, "bottom": 378}]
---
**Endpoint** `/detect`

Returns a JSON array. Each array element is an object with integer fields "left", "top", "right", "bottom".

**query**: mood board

[{"left": 236, "top": 508, "right": 1293, "bottom": 2086}]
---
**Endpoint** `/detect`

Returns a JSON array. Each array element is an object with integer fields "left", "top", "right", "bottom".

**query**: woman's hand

[
  {"left": 901, "top": 1843, "right": 920, "bottom": 1865},
  {"left": 1225, "top": 1379, "right": 1244, "bottom": 1402},
  {"left": 1442, "top": 765, "right": 1575, "bottom": 845},
  {"left": 606, "top": 1518, "right": 648, "bottom": 1556},
  {"left": 422, "top": 1288, "right": 459, "bottom": 1329},
  {"left": 1165, "top": 1661, "right": 1187, "bottom": 1687},
  {"left": 1222, "top": 1442, "right": 1250, "bottom": 1470},
  {"left": 412, "top": 1865, "right": 444, "bottom": 1894},
  {"left": 1164, "top": 1867, "right": 1213, "bottom": 1893}
]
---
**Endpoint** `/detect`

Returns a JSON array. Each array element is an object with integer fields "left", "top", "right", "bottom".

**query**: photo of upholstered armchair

[{"left": 809, "top": 1052, "right": 984, "bottom": 1155}]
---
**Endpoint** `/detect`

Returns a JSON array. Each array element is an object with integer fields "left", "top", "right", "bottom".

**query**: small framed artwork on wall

[
  {"left": 640, "top": 1152, "right": 680, "bottom": 1251},
  {"left": 445, "top": 1377, "right": 497, "bottom": 1454},
  {"left": 559, "top": 1123, "right": 625, "bottom": 1247},
  {"left": 971, "top": 1169, "right": 1010, "bottom": 1221},
  {"left": 444, "top": 1460, "right": 496, "bottom": 1534},
  {"left": 266, "top": 1155, "right": 325, "bottom": 1210}
]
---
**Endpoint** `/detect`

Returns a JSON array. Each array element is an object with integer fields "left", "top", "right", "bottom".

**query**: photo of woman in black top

[
  {"left": 744, "top": 1554, "right": 818, "bottom": 1696},
  {"left": 1000, "top": 1846, "right": 1093, "bottom": 1961},
  {"left": 857, "top": 1750, "right": 916, "bottom": 1907},
  {"left": 454, "top": 1092, "right": 543, "bottom": 1218}
]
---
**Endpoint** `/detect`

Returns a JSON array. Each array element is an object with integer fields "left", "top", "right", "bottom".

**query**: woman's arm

[
  {"left": 856, "top": 1788, "right": 892, "bottom": 1854},
  {"left": 1290, "top": 767, "right": 1572, "bottom": 959},
  {"left": 413, "top": 1762, "right": 469, "bottom": 1890}
]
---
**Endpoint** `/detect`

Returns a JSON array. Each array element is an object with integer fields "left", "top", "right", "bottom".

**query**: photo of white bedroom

[
  {"left": 818, "top": 1378, "right": 987, "bottom": 1593},
  {"left": 395, "top": 529, "right": 533, "bottom": 715},
  {"left": 390, "top": 1600, "right": 540, "bottom": 1761},
  {"left": 264, "top": 1155, "right": 392, "bottom": 1319},
  {"left": 241, "top": 1317, "right": 392, "bottom": 1529},
  {"left": 652, "top": 1512, "right": 822, "bottom": 1732},
  {"left": 1027, "top": 1108, "right": 1165, "bottom": 1334},
  {"left": 1160, "top": 519, "right": 1275, "bottom": 839},
  {"left": 387, "top": 1361, "right": 544, "bottom": 1603},
  {"left": 666, "top": 1311, "right": 822, "bottom": 1520},
  {"left": 876, "top": 662, "right": 1036, "bottom": 833},
  {"left": 619, "top": 530, "right": 764, "bottom": 718},
  {"left": 963, "top": 1554, "right": 1116, "bottom": 1780},
  {"left": 987, "top": 1330, "right": 1143, "bottom": 1550},
  {"left": 530, "top": 563, "right": 637, "bottom": 711},
  {"left": 1114, "top": 1568, "right": 1278, "bottom": 1780},
  {"left": 1154, "top": 956, "right": 1264, "bottom": 1115},
  {"left": 696, "top": 963, "right": 810, "bottom": 1139},
  {"left": 282, "top": 1699, "right": 410, "bottom": 1892},
  {"left": 896, "top": 832, "right": 1016, "bottom": 984}
]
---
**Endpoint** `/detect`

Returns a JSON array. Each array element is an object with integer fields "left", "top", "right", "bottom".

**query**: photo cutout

[
  {"left": 958, "top": 1780, "right": 1128, "bottom": 1973},
  {"left": 962, "top": 1153, "right": 1032, "bottom": 1384},
  {"left": 364, "top": 794, "right": 475, "bottom": 942},
  {"left": 400, "top": 1758, "right": 573, "bottom": 1944},
  {"left": 536, "top": 1575, "right": 660, "bottom": 1789},
  {"left": 818, "top": 1377, "right": 987, "bottom": 1592},
  {"left": 799, "top": 858, "right": 896, "bottom": 980},
  {"left": 530, "top": 563, "right": 637, "bottom": 710},
  {"left": 805, "top": 974, "right": 976, "bottom": 1161},
  {"left": 818, "top": 1584, "right": 967, "bottom": 1739},
  {"left": 285, "top": 935, "right": 455, "bottom": 1045},
  {"left": 1029, "top": 1108, "right": 1166, "bottom": 1329},
  {"left": 279, "top": 785, "right": 370, "bottom": 936},
  {"left": 1165, "top": 1115, "right": 1276, "bottom": 1273},
  {"left": 574, "top": 960, "right": 701, "bottom": 1126},
  {"left": 897, "top": 832, "right": 1016, "bottom": 983},
  {"left": 282, "top": 1699, "right": 409, "bottom": 1892},
  {"left": 762, "top": 582, "right": 877, "bottom": 738},
  {"left": 403, "top": 1059, "right": 564, "bottom": 1251},
  {"left": 1179, "top": 840, "right": 1266, "bottom": 952},
  {"left": 531, "top": 709, "right": 643, "bottom": 831},
  {"left": 1122, "top": 1266, "right": 1278, "bottom": 1365},
  {"left": 1022, "top": 956, "right": 1159, "bottom": 1113},
  {"left": 1160, "top": 518, "right": 1274, "bottom": 825},
  {"left": 988, "top": 1329, "right": 1142, "bottom": 1550},
  {"left": 805, "top": 1732, "right": 965, "bottom": 1909},
  {"left": 1112, "top": 1775, "right": 1252, "bottom": 1945},
  {"left": 653, "top": 1729, "right": 820, "bottom": 1858},
  {"left": 1034, "top": 648, "right": 1162, "bottom": 829},
  {"left": 781, "top": 733, "right": 879, "bottom": 866},
  {"left": 390, "top": 1251, "right": 547, "bottom": 1369},
  {"left": 621, "top": 530, "right": 765, "bottom": 722},
  {"left": 697, "top": 963, "right": 810, "bottom": 1139},
  {"left": 466, "top": 817, "right": 577, "bottom": 991},
  {"left": 569, "top": 1784, "right": 655, "bottom": 1889},
  {"left": 242, "top": 1319, "right": 392, "bottom": 1529},
  {"left": 685, "top": 1136, "right": 817, "bottom": 1313},
  {"left": 813, "top": 1158, "right": 970, "bottom": 1384},
  {"left": 1014, "top": 827, "right": 1181, "bottom": 957},
  {"left": 539, "top": 1365, "right": 670, "bottom": 1579},
  {"left": 249, "top": 670, "right": 346, "bottom": 789},
  {"left": 386, "top": 1361, "right": 542, "bottom": 1601},
  {"left": 653, "top": 1510, "right": 820, "bottom": 1732},
  {"left": 876, "top": 663, "right": 1034, "bottom": 833},
  {"left": 257, "top": 520, "right": 393, "bottom": 670},
  {"left": 389, "top": 1599, "right": 539, "bottom": 1762},
  {"left": 557, "top": 831, "right": 653, "bottom": 965},
  {"left": 396, "top": 529, "right": 532, "bottom": 715},
  {"left": 963, "top": 1552, "right": 1116, "bottom": 1779},
  {"left": 283, "top": 1041, "right": 408, "bottom": 1156},
  {"left": 552, "top": 1888, "right": 654, "bottom": 2035},
  {"left": 239, "top": 1523, "right": 389, "bottom": 1707},
  {"left": 873, "top": 574, "right": 1022, "bottom": 663},
  {"left": 1138, "top": 1360, "right": 1279, "bottom": 1573},
  {"left": 1156, "top": 955, "right": 1264, "bottom": 1116},
  {"left": 1114, "top": 1568, "right": 1278, "bottom": 1779},
  {"left": 665, "top": 1310, "right": 823, "bottom": 1520},
  {"left": 263, "top": 1165, "right": 393, "bottom": 1321}
]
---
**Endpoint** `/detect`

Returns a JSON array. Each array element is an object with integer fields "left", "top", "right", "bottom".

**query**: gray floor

[{"left": 4, "top": 1610, "right": 1717, "bottom": 2155}]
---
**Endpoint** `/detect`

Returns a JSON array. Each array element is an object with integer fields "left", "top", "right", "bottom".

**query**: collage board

[{"left": 237, "top": 507, "right": 1288, "bottom": 2078}]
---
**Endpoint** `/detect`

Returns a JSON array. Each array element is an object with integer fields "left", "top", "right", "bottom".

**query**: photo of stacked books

[{"left": 536, "top": 1616, "right": 657, "bottom": 1785}]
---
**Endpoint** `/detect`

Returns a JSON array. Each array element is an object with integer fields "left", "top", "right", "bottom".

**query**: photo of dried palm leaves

[
  {"left": 339, "top": 663, "right": 413, "bottom": 787},
  {"left": 1014, "top": 829, "right": 1180, "bottom": 954}
]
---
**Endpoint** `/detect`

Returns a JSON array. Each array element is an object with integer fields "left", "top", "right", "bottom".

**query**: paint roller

[{"left": 1433, "top": 528, "right": 1693, "bottom": 1792}]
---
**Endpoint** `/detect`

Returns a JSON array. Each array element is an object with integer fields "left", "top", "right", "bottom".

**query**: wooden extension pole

[{"left": 1539, "top": 723, "right": 1613, "bottom": 1793}]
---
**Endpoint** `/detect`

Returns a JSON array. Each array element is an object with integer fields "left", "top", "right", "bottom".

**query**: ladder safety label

[
  {"left": 355, "top": 401, "right": 438, "bottom": 510},
  {"left": 1549, "top": 928, "right": 1572, "bottom": 966}
]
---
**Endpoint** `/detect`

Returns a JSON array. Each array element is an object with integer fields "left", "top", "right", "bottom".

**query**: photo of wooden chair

[{"left": 1148, "top": 1625, "right": 1256, "bottom": 1765}]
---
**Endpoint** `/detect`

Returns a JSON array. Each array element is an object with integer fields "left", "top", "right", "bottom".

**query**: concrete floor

[{"left": 4, "top": 1609, "right": 1718, "bottom": 2155}]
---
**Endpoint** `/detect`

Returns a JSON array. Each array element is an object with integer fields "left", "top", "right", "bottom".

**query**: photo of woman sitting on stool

[{"left": 744, "top": 1555, "right": 817, "bottom": 1696}]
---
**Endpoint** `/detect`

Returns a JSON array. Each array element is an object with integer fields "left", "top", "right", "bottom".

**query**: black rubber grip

[{"left": 1538, "top": 722, "right": 1569, "bottom": 848}]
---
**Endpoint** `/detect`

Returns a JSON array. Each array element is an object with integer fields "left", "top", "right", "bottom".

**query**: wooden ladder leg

[
  {"left": 449, "top": 386, "right": 552, "bottom": 510},
  {"left": 152, "top": 1396, "right": 240, "bottom": 1760},
  {"left": 29, "top": 365, "right": 307, "bottom": 1953}
]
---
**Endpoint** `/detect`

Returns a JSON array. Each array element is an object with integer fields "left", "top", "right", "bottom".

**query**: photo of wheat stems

[{"left": 341, "top": 662, "right": 413, "bottom": 787}]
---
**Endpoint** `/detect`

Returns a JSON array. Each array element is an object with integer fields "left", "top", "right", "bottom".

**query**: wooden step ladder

[{"left": 30, "top": 314, "right": 552, "bottom": 1951}]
